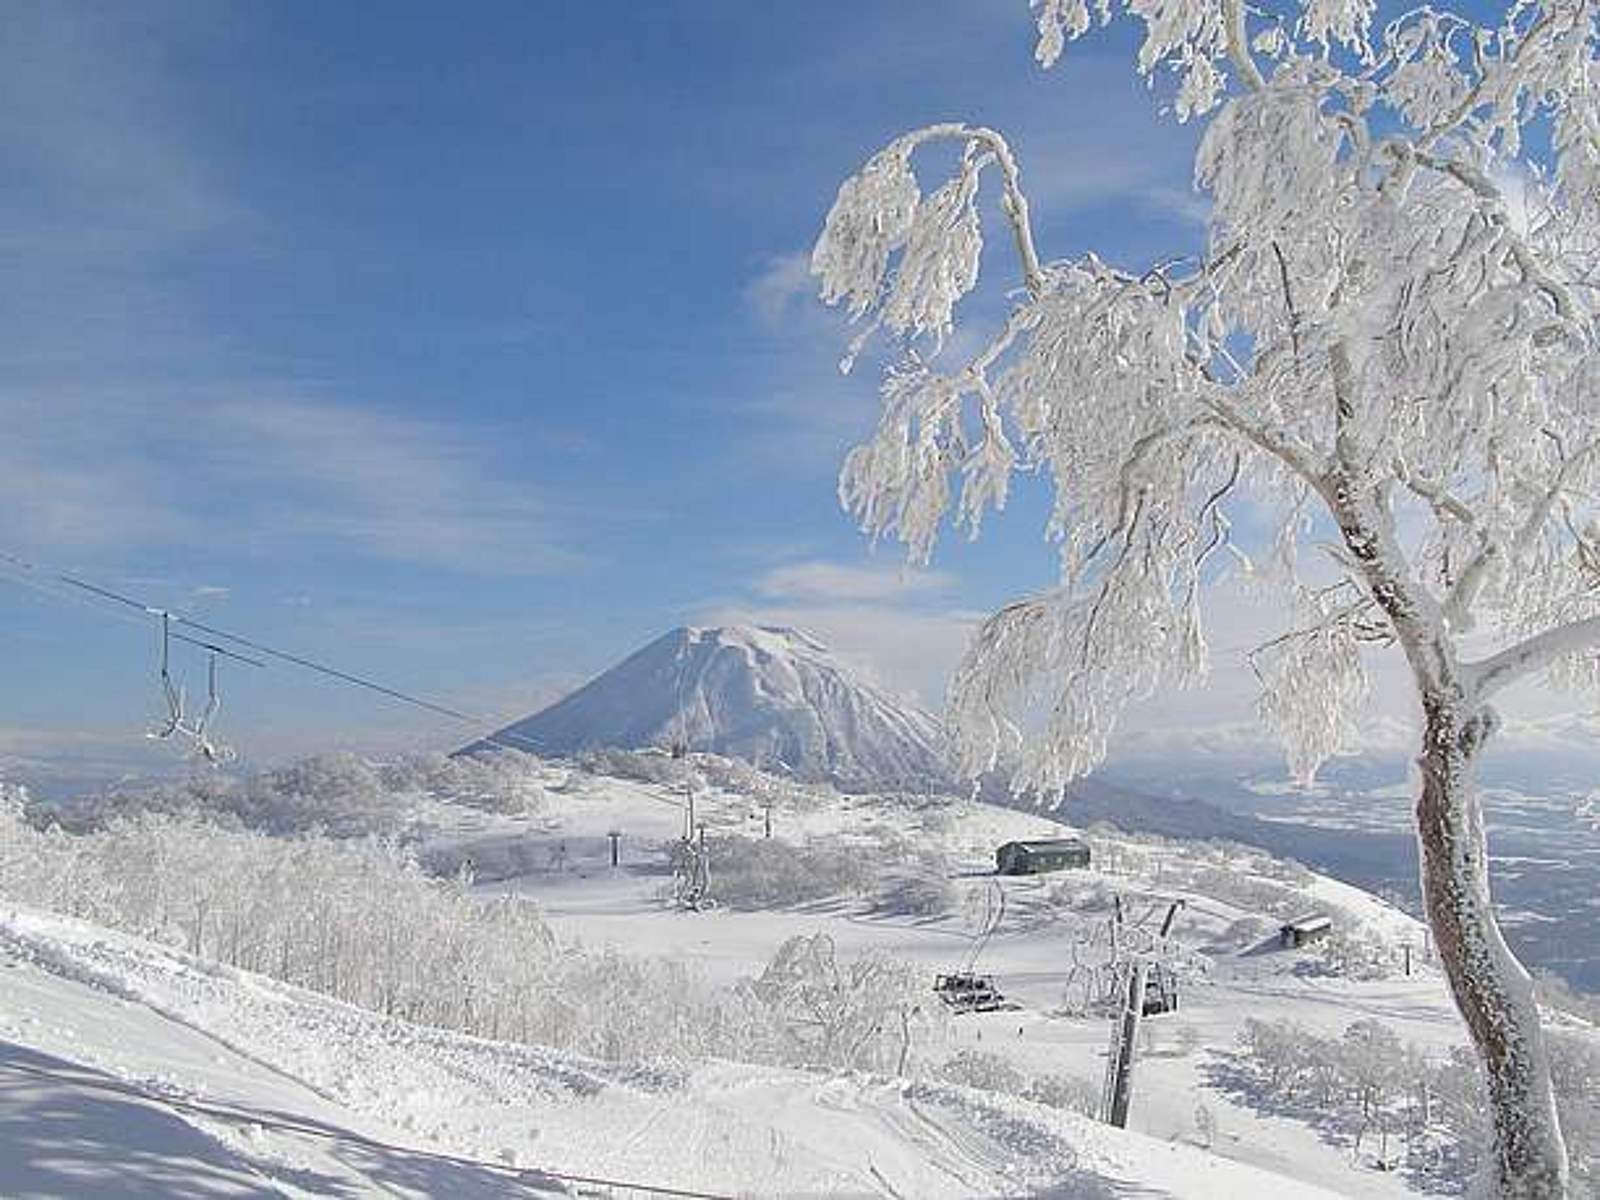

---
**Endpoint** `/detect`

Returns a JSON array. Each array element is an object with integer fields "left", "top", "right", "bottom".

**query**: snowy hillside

[
  {"left": 6, "top": 753, "right": 1597, "bottom": 1196},
  {"left": 462, "top": 625, "right": 952, "bottom": 791},
  {"left": 416, "top": 755, "right": 1599, "bottom": 1197},
  {"left": 0, "top": 901, "right": 1351, "bottom": 1198}
]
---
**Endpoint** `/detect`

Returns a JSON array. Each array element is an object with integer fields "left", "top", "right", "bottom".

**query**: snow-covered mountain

[{"left": 462, "top": 625, "right": 952, "bottom": 791}]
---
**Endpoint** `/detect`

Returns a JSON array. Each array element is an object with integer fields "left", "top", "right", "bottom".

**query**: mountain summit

[{"left": 463, "top": 625, "right": 952, "bottom": 791}]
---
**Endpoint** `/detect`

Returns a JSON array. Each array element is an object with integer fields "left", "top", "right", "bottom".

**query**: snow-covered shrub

[
  {"left": 0, "top": 804, "right": 765, "bottom": 1066},
  {"left": 45, "top": 749, "right": 551, "bottom": 841},
  {"left": 1340, "top": 1019, "right": 1406, "bottom": 1156},
  {"left": 1238, "top": 1017, "right": 1324, "bottom": 1096},
  {"left": 1220, "top": 915, "right": 1271, "bottom": 949},
  {"left": 1167, "top": 864, "right": 1305, "bottom": 921},
  {"left": 182, "top": 752, "right": 402, "bottom": 836},
  {"left": 1045, "top": 877, "right": 1113, "bottom": 913},
  {"left": 1301, "top": 926, "right": 1396, "bottom": 981},
  {"left": 746, "top": 933, "right": 924, "bottom": 1073},
  {"left": 937, "top": 1049, "right": 1025, "bottom": 1094},
  {"left": 1534, "top": 969, "right": 1600, "bottom": 1025},
  {"left": 696, "top": 754, "right": 836, "bottom": 811},
  {"left": 0, "top": 801, "right": 975, "bottom": 1078},
  {"left": 1231, "top": 1015, "right": 1598, "bottom": 1186},
  {"left": 577, "top": 746, "right": 687, "bottom": 788},
  {"left": 378, "top": 750, "right": 545, "bottom": 814},
  {"left": 52, "top": 754, "right": 405, "bottom": 838},
  {"left": 1022, "top": 1072, "right": 1100, "bottom": 1117},
  {"left": 707, "top": 834, "right": 878, "bottom": 909},
  {"left": 873, "top": 870, "right": 957, "bottom": 917},
  {"left": 936, "top": 1050, "right": 1099, "bottom": 1118}
]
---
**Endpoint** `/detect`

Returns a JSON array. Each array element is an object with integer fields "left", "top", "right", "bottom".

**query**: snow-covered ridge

[{"left": 462, "top": 625, "right": 952, "bottom": 791}]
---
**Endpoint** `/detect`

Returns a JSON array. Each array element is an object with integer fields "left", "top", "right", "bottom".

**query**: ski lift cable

[
  {"left": 0, "top": 554, "right": 262, "bottom": 668},
  {"left": 56, "top": 575, "right": 474, "bottom": 718},
  {"left": 52, "top": 572, "right": 520, "bottom": 729},
  {"left": 0, "top": 550, "right": 568, "bottom": 761}
]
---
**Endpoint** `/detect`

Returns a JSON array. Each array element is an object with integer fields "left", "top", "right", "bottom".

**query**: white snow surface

[
  {"left": 462, "top": 625, "right": 952, "bottom": 791},
  {"left": 12, "top": 754, "right": 1590, "bottom": 1197},
  {"left": 0, "top": 897, "right": 1343, "bottom": 1198},
  {"left": 434, "top": 762, "right": 1474, "bottom": 1198}
]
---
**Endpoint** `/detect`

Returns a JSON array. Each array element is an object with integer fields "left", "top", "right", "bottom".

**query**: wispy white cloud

[
  {"left": 0, "top": 8, "right": 568, "bottom": 577},
  {"left": 204, "top": 397, "right": 570, "bottom": 573},
  {"left": 0, "top": 5, "right": 238, "bottom": 239},
  {"left": 0, "top": 4, "right": 246, "bottom": 380},
  {"left": 0, "top": 390, "right": 570, "bottom": 574},
  {"left": 745, "top": 252, "right": 814, "bottom": 329},
  {"left": 755, "top": 559, "right": 954, "bottom": 604}
]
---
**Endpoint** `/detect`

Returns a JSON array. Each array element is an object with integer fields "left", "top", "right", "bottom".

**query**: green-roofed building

[{"left": 995, "top": 838, "right": 1091, "bottom": 876}]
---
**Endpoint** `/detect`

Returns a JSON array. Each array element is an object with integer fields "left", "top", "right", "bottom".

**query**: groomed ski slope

[{"left": 0, "top": 899, "right": 1349, "bottom": 1198}]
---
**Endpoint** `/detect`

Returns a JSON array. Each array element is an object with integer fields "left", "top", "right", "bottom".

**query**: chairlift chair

[
  {"left": 933, "top": 972, "right": 1005, "bottom": 1013},
  {"left": 147, "top": 611, "right": 187, "bottom": 740}
]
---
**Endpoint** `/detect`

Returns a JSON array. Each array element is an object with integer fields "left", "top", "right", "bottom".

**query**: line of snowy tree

[
  {"left": 707, "top": 831, "right": 956, "bottom": 916},
  {"left": 47, "top": 749, "right": 548, "bottom": 839},
  {"left": 0, "top": 788, "right": 936, "bottom": 1077},
  {"left": 1233, "top": 1016, "right": 1597, "bottom": 1191},
  {"left": 576, "top": 745, "right": 955, "bottom": 816},
  {"left": 933, "top": 1048, "right": 1101, "bottom": 1118}
]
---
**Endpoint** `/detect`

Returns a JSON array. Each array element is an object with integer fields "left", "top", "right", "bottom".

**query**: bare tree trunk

[{"left": 1416, "top": 702, "right": 1568, "bottom": 1198}]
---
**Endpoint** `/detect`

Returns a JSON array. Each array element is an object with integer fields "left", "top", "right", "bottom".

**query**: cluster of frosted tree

[
  {"left": 1236, "top": 1017, "right": 1597, "bottom": 1190},
  {"left": 53, "top": 749, "right": 545, "bottom": 839},
  {"left": 0, "top": 791, "right": 931, "bottom": 1073},
  {"left": 578, "top": 746, "right": 860, "bottom": 812},
  {"left": 751, "top": 933, "right": 929, "bottom": 1073},
  {"left": 377, "top": 750, "right": 549, "bottom": 815},
  {"left": 934, "top": 1049, "right": 1102, "bottom": 1118},
  {"left": 708, "top": 830, "right": 954, "bottom": 915},
  {"left": 1065, "top": 828, "right": 1398, "bottom": 975},
  {"left": 812, "top": 0, "right": 1600, "bottom": 1189}
]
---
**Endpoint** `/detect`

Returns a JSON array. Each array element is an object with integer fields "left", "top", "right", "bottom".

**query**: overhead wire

[
  {"left": 0, "top": 551, "right": 263, "bottom": 667},
  {"left": 0, "top": 549, "right": 566, "bottom": 763}
]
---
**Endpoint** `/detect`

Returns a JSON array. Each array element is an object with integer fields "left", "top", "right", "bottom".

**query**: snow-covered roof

[
  {"left": 1001, "top": 838, "right": 1090, "bottom": 853},
  {"left": 1282, "top": 914, "right": 1333, "bottom": 932}
]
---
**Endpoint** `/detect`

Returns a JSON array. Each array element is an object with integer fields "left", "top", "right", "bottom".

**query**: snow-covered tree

[
  {"left": 749, "top": 932, "right": 924, "bottom": 1072},
  {"left": 811, "top": 2, "right": 1600, "bottom": 1193}
]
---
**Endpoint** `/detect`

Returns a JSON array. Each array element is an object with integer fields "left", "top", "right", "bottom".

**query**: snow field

[
  {"left": 5, "top": 753, "right": 1594, "bottom": 1195},
  {"left": 0, "top": 898, "right": 1352, "bottom": 1197}
]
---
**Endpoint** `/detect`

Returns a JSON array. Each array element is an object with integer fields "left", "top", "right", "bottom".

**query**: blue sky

[{"left": 3, "top": 0, "right": 1591, "bottom": 790}]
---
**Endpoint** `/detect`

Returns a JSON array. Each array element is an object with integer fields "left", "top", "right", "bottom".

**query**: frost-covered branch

[
  {"left": 1223, "top": 0, "right": 1267, "bottom": 91},
  {"left": 1468, "top": 615, "right": 1600, "bottom": 699},
  {"left": 1411, "top": 150, "right": 1582, "bottom": 324},
  {"left": 812, "top": 122, "right": 1044, "bottom": 348}
]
